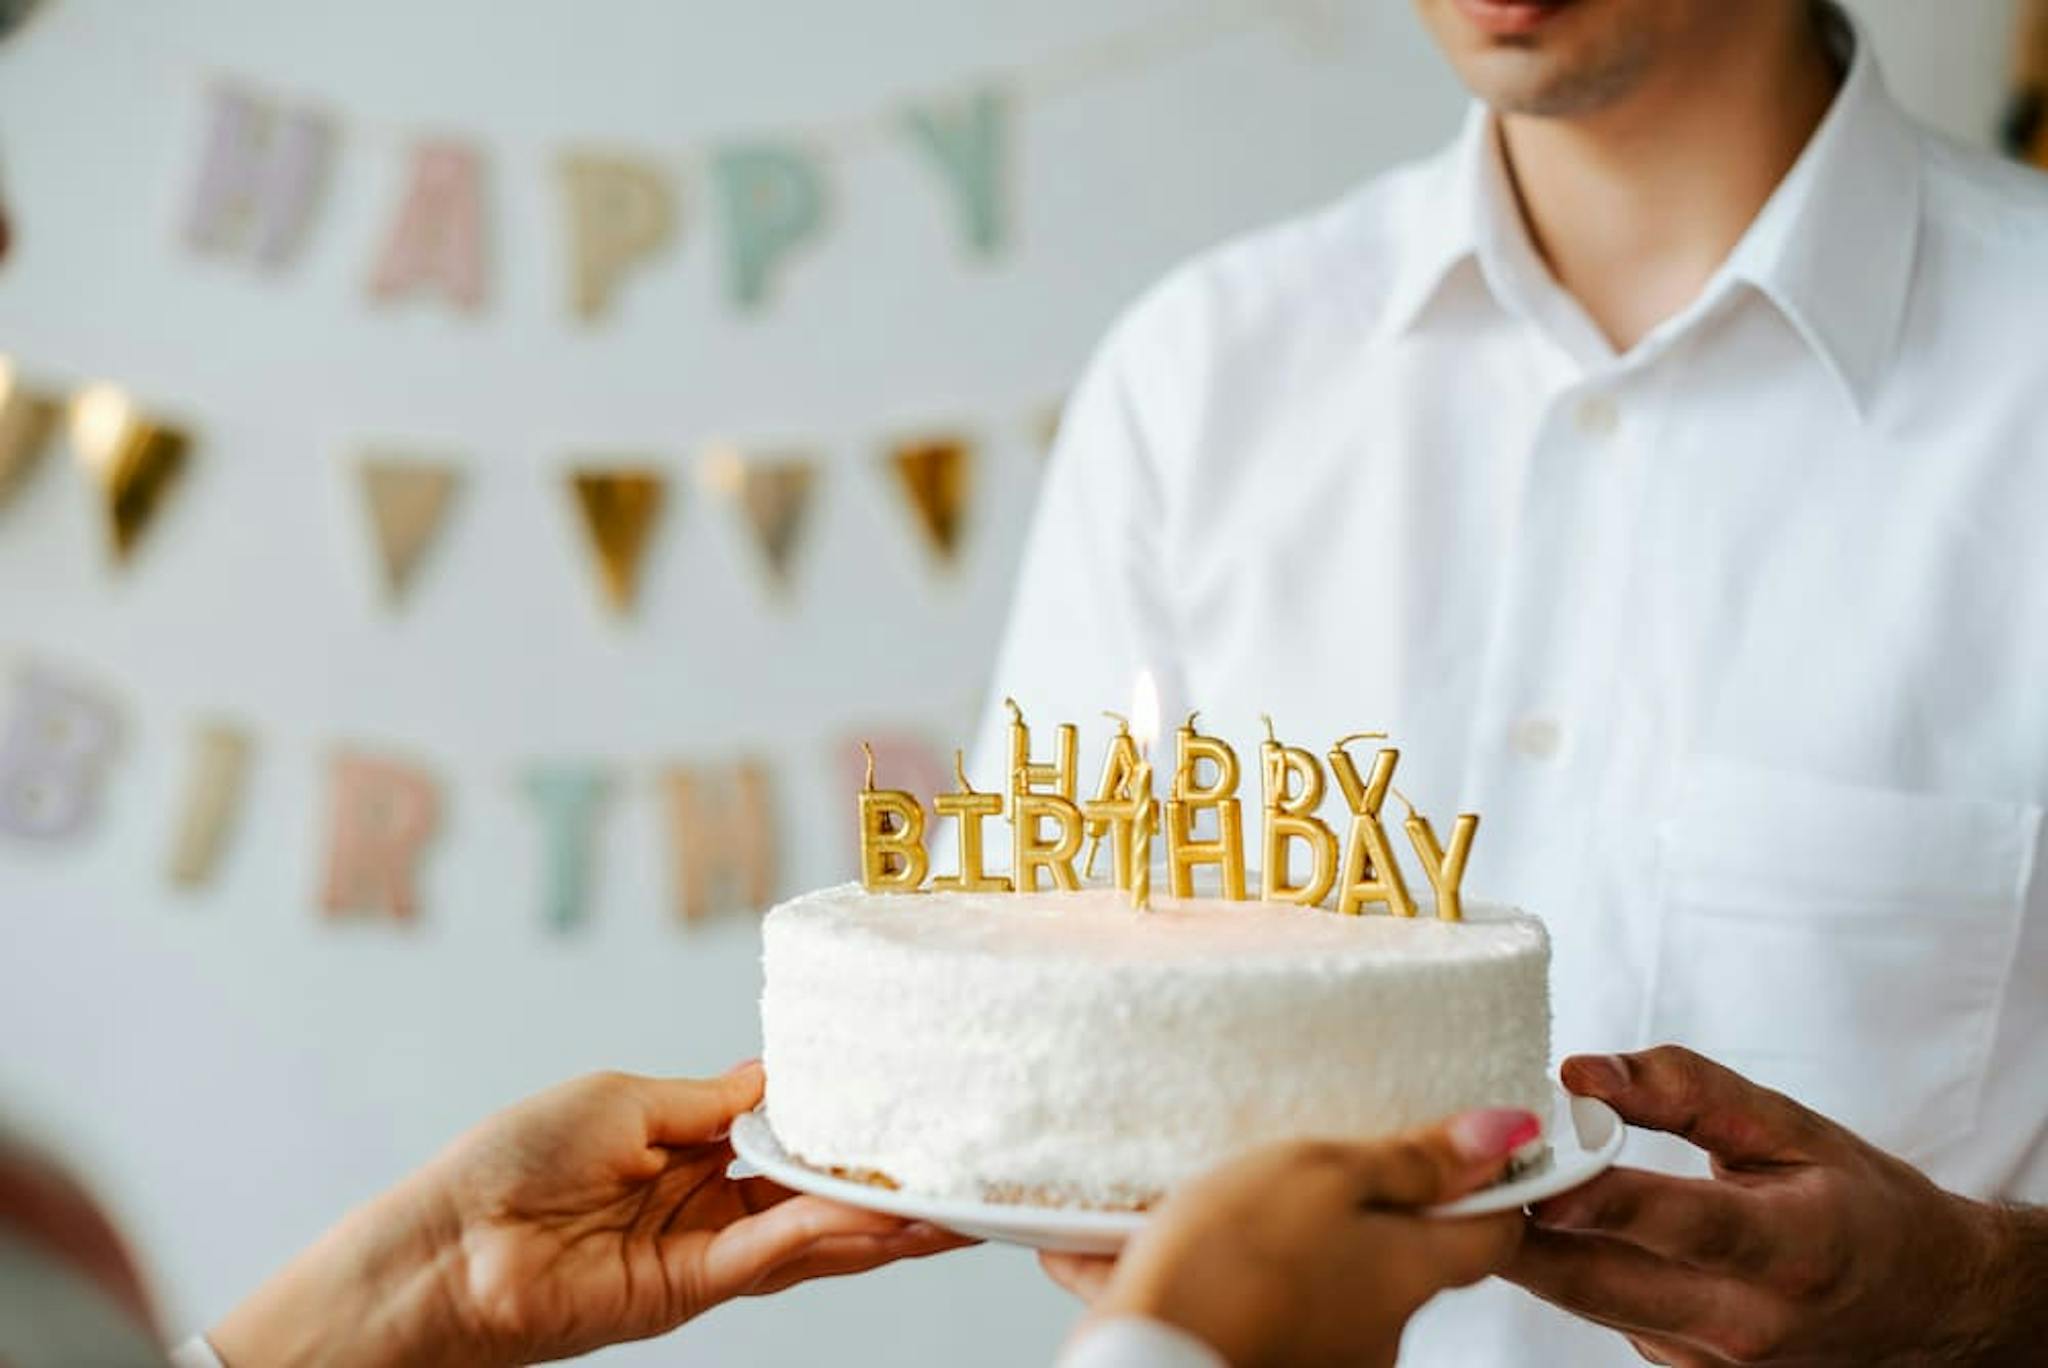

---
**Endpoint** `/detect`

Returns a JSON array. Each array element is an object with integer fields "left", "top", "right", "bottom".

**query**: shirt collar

[{"left": 1382, "top": 3, "right": 1922, "bottom": 414}]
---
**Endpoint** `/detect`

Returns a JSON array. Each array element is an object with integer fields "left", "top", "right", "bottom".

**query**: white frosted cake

[{"left": 760, "top": 883, "right": 1551, "bottom": 1209}]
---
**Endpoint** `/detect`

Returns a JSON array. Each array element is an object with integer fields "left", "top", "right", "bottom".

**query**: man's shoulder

[
  {"left": 1101, "top": 148, "right": 1452, "bottom": 367},
  {"left": 1916, "top": 131, "right": 2048, "bottom": 258}
]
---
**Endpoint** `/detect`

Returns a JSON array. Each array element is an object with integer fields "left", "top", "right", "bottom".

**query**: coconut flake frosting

[{"left": 760, "top": 883, "right": 1551, "bottom": 1208}]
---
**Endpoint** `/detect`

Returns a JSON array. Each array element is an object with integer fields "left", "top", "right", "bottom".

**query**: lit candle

[
  {"left": 857, "top": 741, "right": 928, "bottom": 893},
  {"left": 931, "top": 749, "right": 1011, "bottom": 894},
  {"left": 1128, "top": 672, "right": 1160, "bottom": 909},
  {"left": 1258, "top": 715, "right": 1337, "bottom": 906},
  {"left": 1397, "top": 788, "right": 1479, "bottom": 922},
  {"left": 1326, "top": 732, "right": 1416, "bottom": 916},
  {"left": 1165, "top": 711, "right": 1246, "bottom": 900},
  {"left": 1081, "top": 711, "right": 1141, "bottom": 879}
]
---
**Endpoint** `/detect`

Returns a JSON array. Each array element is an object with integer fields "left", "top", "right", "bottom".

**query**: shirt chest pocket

[{"left": 1649, "top": 757, "right": 2038, "bottom": 1161}]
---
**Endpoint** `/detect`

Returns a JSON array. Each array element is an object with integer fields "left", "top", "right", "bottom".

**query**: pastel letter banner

[
  {"left": 559, "top": 150, "right": 677, "bottom": 323},
  {"left": 319, "top": 750, "right": 439, "bottom": 922},
  {"left": 887, "top": 434, "right": 972, "bottom": 566},
  {"left": 368, "top": 140, "right": 488, "bottom": 313},
  {"left": 167, "top": 722, "right": 251, "bottom": 888},
  {"left": 68, "top": 383, "right": 191, "bottom": 566},
  {"left": 0, "top": 356, "right": 61, "bottom": 510},
  {"left": 711, "top": 143, "right": 826, "bottom": 311},
  {"left": 359, "top": 454, "right": 462, "bottom": 605},
  {"left": 662, "top": 760, "right": 775, "bottom": 923},
  {"left": 525, "top": 764, "right": 608, "bottom": 931},
  {"left": 569, "top": 465, "right": 667, "bottom": 614},
  {"left": 0, "top": 663, "right": 120, "bottom": 842},
  {"left": 184, "top": 84, "right": 336, "bottom": 267},
  {"left": 901, "top": 86, "right": 1009, "bottom": 257}
]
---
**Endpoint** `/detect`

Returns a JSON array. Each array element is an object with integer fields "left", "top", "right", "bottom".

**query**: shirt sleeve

[
  {"left": 167, "top": 1335, "right": 225, "bottom": 1368},
  {"left": 1054, "top": 1315, "right": 1229, "bottom": 1368},
  {"left": 967, "top": 283, "right": 1199, "bottom": 792}
]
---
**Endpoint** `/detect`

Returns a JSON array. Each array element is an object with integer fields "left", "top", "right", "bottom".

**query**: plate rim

[{"left": 729, "top": 1083, "right": 1624, "bottom": 1248}]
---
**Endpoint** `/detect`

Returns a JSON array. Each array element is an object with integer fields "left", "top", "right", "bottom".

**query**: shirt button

[
  {"left": 1510, "top": 717, "right": 1563, "bottom": 761},
  {"left": 1573, "top": 394, "right": 1620, "bottom": 439}
]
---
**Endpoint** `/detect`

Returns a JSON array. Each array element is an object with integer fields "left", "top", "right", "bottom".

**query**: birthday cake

[
  {"left": 757, "top": 700, "right": 1551, "bottom": 1210},
  {"left": 760, "top": 883, "right": 1551, "bottom": 1208}
]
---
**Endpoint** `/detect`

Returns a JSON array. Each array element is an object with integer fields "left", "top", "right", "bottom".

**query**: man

[{"left": 980, "top": 0, "right": 2048, "bottom": 1361}]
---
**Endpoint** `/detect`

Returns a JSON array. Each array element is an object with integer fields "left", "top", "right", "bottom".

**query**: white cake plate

[{"left": 728, "top": 1084, "right": 1624, "bottom": 1255}]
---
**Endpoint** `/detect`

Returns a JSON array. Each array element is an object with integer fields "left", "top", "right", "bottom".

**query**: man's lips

[{"left": 1451, "top": 0, "right": 1576, "bottom": 38}]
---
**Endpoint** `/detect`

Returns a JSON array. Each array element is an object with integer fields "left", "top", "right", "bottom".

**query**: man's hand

[
  {"left": 1508, "top": 1045, "right": 2044, "bottom": 1366},
  {"left": 212, "top": 1063, "right": 970, "bottom": 1367},
  {"left": 1043, "top": 1107, "right": 1536, "bottom": 1368}
]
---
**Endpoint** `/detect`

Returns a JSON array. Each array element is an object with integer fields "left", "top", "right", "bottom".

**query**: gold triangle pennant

[
  {"left": 359, "top": 455, "right": 462, "bottom": 605},
  {"left": 569, "top": 464, "right": 666, "bottom": 614},
  {"left": 701, "top": 444, "right": 818, "bottom": 593},
  {"left": 0, "top": 357, "right": 61, "bottom": 510},
  {"left": 68, "top": 382, "right": 191, "bottom": 565},
  {"left": 887, "top": 434, "right": 972, "bottom": 566}
]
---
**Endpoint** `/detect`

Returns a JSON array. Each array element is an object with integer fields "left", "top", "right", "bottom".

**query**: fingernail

[
  {"left": 1567, "top": 1054, "right": 1629, "bottom": 1096},
  {"left": 724, "top": 1057, "right": 763, "bottom": 1077},
  {"left": 1447, "top": 1107, "right": 1543, "bottom": 1163}
]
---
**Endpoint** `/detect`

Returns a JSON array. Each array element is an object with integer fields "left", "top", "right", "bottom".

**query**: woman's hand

[
  {"left": 212, "top": 1063, "right": 969, "bottom": 1367},
  {"left": 1043, "top": 1107, "right": 1536, "bottom": 1367}
]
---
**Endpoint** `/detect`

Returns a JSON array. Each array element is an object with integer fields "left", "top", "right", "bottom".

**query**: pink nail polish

[{"left": 1447, "top": 1107, "right": 1543, "bottom": 1162}]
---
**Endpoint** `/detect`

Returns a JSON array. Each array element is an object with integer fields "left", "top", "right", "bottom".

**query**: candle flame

[{"left": 1129, "top": 669, "right": 1161, "bottom": 752}]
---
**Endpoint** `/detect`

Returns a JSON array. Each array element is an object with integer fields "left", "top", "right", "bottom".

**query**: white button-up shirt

[{"left": 975, "top": 22, "right": 2048, "bottom": 1367}]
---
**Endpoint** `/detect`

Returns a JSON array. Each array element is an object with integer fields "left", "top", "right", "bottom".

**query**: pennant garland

[
  {"left": 888, "top": 435, "right": 972, "bottom": 566},
  {"left": 0, "top": 356, "right": 60, "bottom": 509},
  {"left": 359, "top": 454, "right": 462, "bottom": 605},
  {"left": 700, "top": 444, "right": 818, "bottom": 594},
  {"left": 569, "top": 465, "right": 667, "bottom": 614},
  {"left": 68, "top": 382, "right": 190, "bottom": 565},
  {"left": 0, "top": 663, "right": 121, "bottom": 841}
]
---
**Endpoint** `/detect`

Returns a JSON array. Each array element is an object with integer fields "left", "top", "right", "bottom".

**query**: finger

[
  {"left": 1340, "top": 1107, "right": 1543, "bottom": 1207},
  {"left": 1532, "top": 1167, "right": 1775, "bottom": 1274},
  {"left": 1561, "top": 1047, "right": 1828, "bottom": 1166},
  {"left": 640, "top": 1061, "right": 765, "bottom": 1147},
  {"left": 1038, "top": 1251, "right": 1117, "bottom": 1303},
  {"left": 697, "top": 1195, "right": 914, "bottom": 1301},
  {"left": 744, "top": 1224, "right": 975, "bottom": 1296},
  {"left": 1406, "top": 1209, "right": 1524, "bottom": 1290},
  {"left": 733, "top": 1174, "right": 799, "bottom": 1214},
  {"left": 1506, "top": 1225, "right": 1782, "bottom": 1347}
]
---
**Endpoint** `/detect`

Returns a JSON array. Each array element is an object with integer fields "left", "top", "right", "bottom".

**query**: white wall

[{"left": 0, "top": 2, "right": 2018, "bottom": 1363}]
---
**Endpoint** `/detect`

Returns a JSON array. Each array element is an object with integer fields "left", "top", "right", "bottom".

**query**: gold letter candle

[
  {"left": 858, "top": 742, "right": 928, "bottom": 893},
  {"left": 1004, "top": 697, "right": 1077, "bottom": 810},
  {"left": 1327, "top": 733, "right": 1416, "bottom": 917},
  {"left": 1258, "top": 716, "right": 1337, "bottom": 906},
  {"left": 1081, "top": 711, "right": 1141, "bottom": 878},
  {"left": 931, "top": 749, "right": 1011, "bottom": 894},
  {"left": 1165, "top": 713, "right": 1247, "bottom": 900},
  {"left": 1405, "top": 805, "right": 1479, "bottom": 922},
  {"left": 1013, "top": 789, "right": 1085, "bottom": 892}
]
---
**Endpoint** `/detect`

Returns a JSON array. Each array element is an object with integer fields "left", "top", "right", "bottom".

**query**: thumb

[
  {"left": 1404, "top": 1209, "right": 1524, "bottom": 1295},
  {"left": 1342, "top": 1108, "right": 1543, "bottom": 1208},
  {"left": 639, "top": 1060, "right": 765, "bottom": 1147}
]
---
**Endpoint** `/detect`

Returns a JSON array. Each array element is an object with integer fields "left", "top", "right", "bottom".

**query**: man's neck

[{"left": 1497, "top": 5, "right": 1842, "bottom": 354}]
